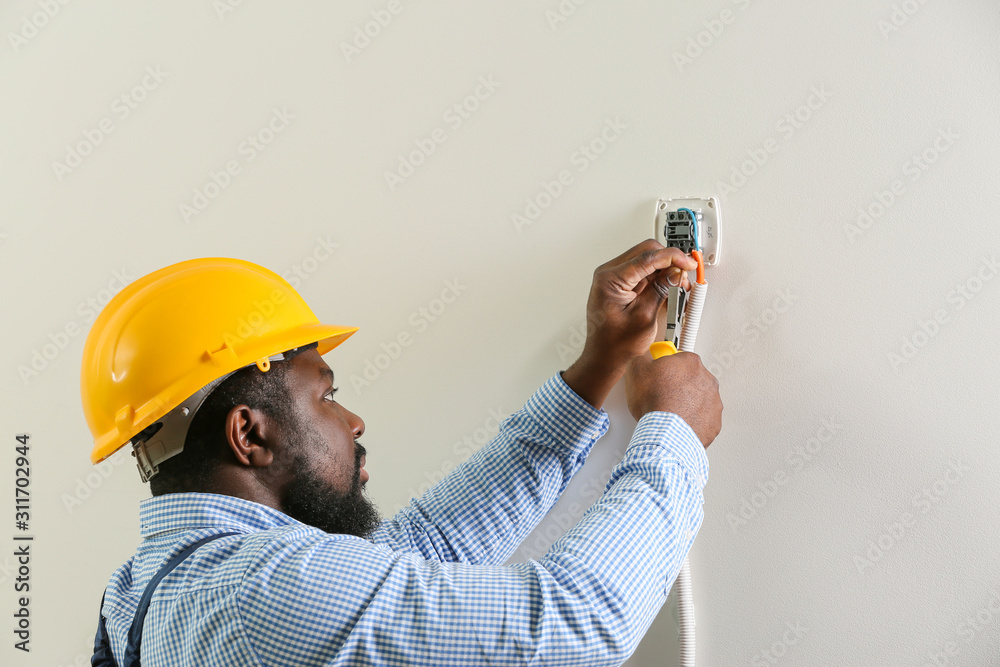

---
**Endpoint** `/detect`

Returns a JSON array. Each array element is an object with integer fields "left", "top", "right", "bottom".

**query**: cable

[
  {"left": 689, "top": 250, "right": 706, "bottom": 286},
  {"left": 678, "top": 207, "right": 701, "bottom": 252}
]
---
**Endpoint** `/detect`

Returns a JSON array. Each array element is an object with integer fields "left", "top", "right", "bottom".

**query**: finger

[
  {"left": 614, "top": 247, "right": 698, "bottom": 293},
  {"left": 633, "top": 275, "right": 651, "bottom": 298},
  {"left": 634, "top": 270, "right": 682, "bottom": 299},
  {"left": 632, "top": 269, "right": 674, "bottom": 322},
  {"left": 654, "top": 299, "right": 669, "bottom": 339},
  {"left": 663, "top": 267, "right": 684, "bottom": 287},
  {"left": 661, "top": 265, "right": 692, "bottom": 291},
  {"left": 597, "top": 238, "right": 665, "bottom": 273},
  {"left": 648, "top": 271, "right": 672, "bottom": 300}
]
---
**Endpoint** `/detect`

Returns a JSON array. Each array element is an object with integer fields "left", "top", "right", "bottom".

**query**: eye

[{"left": 323, "top": 387, "right": 339, "bottom": 402}]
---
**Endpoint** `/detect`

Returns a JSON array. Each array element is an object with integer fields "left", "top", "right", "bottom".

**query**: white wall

[{"left": 2, "top": 0, "right": 998, "bottom": 664}]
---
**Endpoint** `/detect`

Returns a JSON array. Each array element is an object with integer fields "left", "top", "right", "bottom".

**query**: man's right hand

[{"left": 623, "top": 351, "right": 723, "bottom": 448}]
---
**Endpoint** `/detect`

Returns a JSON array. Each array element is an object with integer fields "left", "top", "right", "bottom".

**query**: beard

[{"left": 281, "top": 423, "right": 382, "bottom": 539}]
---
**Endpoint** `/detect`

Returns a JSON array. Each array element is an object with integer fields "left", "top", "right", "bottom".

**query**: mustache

[{"left": 352, "top": 441, "right": 367, "bottom": 491}]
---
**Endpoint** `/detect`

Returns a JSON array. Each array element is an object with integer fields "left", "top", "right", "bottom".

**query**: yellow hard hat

[{"left": 81, "top": 257, "right": 357, "bottom": 477}]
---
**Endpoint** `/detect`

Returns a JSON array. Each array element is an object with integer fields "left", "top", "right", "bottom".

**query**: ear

[{"left": 224, "top": 405, "right": 275, "bottom": 468}]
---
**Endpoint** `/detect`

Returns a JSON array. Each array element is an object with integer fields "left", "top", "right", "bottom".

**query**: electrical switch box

[{"left": 654, "top": 197, "right": 722, "bottom": 265}]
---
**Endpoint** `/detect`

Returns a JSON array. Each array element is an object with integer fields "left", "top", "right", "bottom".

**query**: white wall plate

[{"left": 654, "top": 197, "right": 722, "bottom": 266}]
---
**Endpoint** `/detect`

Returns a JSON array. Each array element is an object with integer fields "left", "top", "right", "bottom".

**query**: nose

[{"left": 341, "top": 405, "right": 365, "bottom": 439}]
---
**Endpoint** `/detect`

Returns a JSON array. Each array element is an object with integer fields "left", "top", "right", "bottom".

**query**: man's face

[{"left": 273, "top": 348, "right": 381, "bottom": 538}]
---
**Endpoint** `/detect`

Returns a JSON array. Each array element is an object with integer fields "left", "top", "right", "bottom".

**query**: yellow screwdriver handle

[{"left": 649, "top": 341, "right": 678, "bottom": 359}]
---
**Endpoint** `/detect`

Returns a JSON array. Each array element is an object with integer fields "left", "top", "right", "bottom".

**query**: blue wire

[{"left": 677, "top": 207, "right": 701, "bottom": 252}]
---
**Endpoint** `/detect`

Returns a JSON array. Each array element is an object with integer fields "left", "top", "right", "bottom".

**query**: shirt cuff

[
  {"left": 520, "top": 372, "right": 611, "bottom": 455},
  {"left": 631, "top": 411, "right": 709, "bottom": 487}
]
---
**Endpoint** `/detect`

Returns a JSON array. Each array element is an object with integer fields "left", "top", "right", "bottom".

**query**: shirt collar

[{"left": 138, "top": 491, "right": 304, "bottom": 540}]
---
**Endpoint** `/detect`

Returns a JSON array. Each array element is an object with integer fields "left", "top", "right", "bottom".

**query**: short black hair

[{"left": 148, "top": 342, "right": 318, "bottom": 496}]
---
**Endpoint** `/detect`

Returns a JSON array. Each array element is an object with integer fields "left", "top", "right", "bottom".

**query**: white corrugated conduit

[{"left": 675, "top": 278, "right": 706, "bottom": 667}]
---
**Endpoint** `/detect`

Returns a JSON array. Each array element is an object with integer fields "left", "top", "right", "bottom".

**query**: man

[{"left": 82, "top": 239, "right": 722, "bottom": 666}]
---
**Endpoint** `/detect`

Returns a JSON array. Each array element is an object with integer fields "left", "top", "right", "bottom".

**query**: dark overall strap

[
  {"left": 92, "top": 589, "right": 116, "bottom": 666},
  {"left": 92, "top": 532, "right": 238, "bottom": 667}
]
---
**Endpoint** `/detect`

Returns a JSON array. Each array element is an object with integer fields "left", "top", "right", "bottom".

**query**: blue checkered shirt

[{"left": 98, "top": 371, "right": 709, "bottom": 666}]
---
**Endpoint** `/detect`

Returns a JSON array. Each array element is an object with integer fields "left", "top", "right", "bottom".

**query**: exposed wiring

[{"left": 678, "top": 207, "right": 701, "bottom": 252}]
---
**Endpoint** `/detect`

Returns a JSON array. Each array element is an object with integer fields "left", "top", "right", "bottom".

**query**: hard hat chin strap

[{"left": 131, "top": 352, "right": 286, "bottom": 483}]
